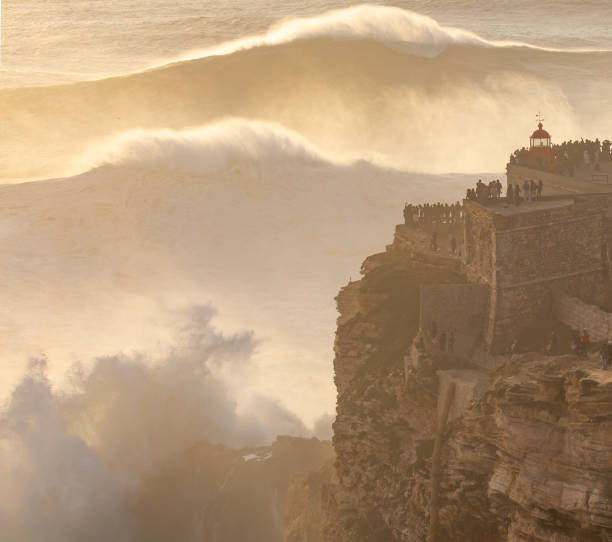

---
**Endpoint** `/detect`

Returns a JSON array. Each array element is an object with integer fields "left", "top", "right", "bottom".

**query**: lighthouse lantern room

[{"left": 529, "top": 113, "right": 553, "bottom": 164}]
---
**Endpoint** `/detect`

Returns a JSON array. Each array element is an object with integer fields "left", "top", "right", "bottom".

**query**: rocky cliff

[
  {"left": 325, "top": 228, "right": 612, "bottom": 541},
  {"left": 128, "top": 435, "right": 332, "bottom": 542}
]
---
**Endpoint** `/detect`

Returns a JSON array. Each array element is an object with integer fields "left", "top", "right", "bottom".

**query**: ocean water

[{"left": 1, "top": 3, "right": 611, "bottom": 538}]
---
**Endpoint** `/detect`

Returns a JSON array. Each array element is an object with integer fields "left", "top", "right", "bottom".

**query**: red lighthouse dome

[
  {"left": 530, "top": 122, "right": 551, "bottom": 146},
  {"left": 529, "top": 117, "right": 552, "bottom": 165}
]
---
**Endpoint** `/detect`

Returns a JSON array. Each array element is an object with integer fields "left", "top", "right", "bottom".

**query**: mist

[
  {"left": 0, "top": 305, "right": 313, "bottom": 541},
  {"left": 0, "top": 119, "right": 472, "bottom": 424}
]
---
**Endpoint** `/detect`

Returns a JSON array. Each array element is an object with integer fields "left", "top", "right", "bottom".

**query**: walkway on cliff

[{"left": 474, "top": 195, "right": 576, "bottom": 216}]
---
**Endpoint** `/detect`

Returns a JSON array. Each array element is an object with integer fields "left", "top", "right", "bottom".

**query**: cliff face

[
  {"left": 283, "top": 459, "right": 336, "bottom": 542},
  {"left": 443, "top": 356, "right": 612, "bottom": 541},
  {"left": 326, "top": 231, "right": 612, "bottom": 541}
]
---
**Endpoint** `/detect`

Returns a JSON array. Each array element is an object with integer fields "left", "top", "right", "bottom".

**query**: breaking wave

[
  {"left": 72, "top": 119, "right": 349, "bottom": 175},
  {"left": 157, "top": 4, "right": 608, "bottom": 66},
  {"left": 2, "top": 6, "right": 612, "bottom": 181},
  {"left": 5, "top": 28, "right": 610, "bottom": 180}
]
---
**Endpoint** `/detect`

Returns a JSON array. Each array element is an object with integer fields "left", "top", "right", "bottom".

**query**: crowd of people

[
  {"left": 507, "top": 179, "right": 543, "bottom": 205},
  {"left": 405, "top": 177, "right": 546, "bottom": 224},
  {"left": 402, "top": 202, "right": 462, "bottom": 256},
  {"left": 465, "top": 179, "right": 503, "bottom": 201},
  {"left": 510, "top": 138, "right": 612, "bottom": 175},
  {"left": 464, "top": 178, "right": 544, "bottom": 206},
  {"left": 403, "top": 201, "right": 463, "bottom": 227}
]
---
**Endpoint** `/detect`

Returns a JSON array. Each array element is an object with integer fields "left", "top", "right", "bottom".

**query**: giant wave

[
  {"left": 4, "top": 24, "right": 610, "bottom": 180},
  {"left": 155, "top": 4, "right": 612, "bottom": 67}
]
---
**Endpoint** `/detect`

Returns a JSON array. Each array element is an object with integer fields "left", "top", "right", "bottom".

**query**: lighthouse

[{"left": 529, "top": 114, "right": 552, "bottom": 166}]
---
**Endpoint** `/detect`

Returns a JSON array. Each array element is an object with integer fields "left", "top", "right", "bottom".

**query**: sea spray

[
  {"left": 0, "top": 306, "right": 308, "bottom": 541},
  {"left": 0, "top": 124, "right": 473, "bottom": 422}
]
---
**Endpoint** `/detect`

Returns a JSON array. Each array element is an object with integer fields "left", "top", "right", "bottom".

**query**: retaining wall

[{"left": 556, "top": 293, "right": 612, "bottom": 342}]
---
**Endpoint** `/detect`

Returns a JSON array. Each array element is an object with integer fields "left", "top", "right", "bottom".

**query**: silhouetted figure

[
  {"left": 450, "top": 236, "right": 457, "bottom": 256},
  {"left": 537, "top": 180, "right": 543, "bottom": 200},
  {"left": 403, "top": 203, "right": 411, "bottom": 225},
  {"left": 448, "top": 331, "right": 455, "bottom": 353},
  {"left": 430, "top": 230, "right": 438, "bottom": 251},
  {"left": 476, "top": 179, "right": 486, "bottom": 201},
  {"left": 523, "top": 180, "right": 531, "bottom": 202},
  {"left": 600, "top": 342, "right": 609, "bottom": 370}
]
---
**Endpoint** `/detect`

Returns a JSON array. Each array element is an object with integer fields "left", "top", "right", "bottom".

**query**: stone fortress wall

[
  {"left": 463, "top": 193, "right": 611, "bottom": 351},
  {"left": 414, "top": 167, "right": 612, "bottom": 358}
]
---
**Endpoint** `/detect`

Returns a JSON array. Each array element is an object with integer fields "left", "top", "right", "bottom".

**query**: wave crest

[
  {"left": 72, "top": 119, "right": 349, "bottom": 175},
  {"left": 158, "top": 3, "right": 600, "bottom": 67}
]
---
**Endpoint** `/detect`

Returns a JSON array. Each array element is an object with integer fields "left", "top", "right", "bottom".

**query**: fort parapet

[{"left": 507, "top": 162, "right": 612, "bottom": 195}]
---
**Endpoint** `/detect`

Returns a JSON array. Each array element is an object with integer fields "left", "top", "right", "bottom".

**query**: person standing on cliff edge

[
  {"left": 514, "top": 184, "right": 522, "bottom": 206},
  {"left": 600, "top": 341, "right": 609, "bottom": 370},
  {"left": 580, "top": 328, "right": 590, "bottom": 357},
  {"left": 523, "top": 180, "right": 531, "bottom": 202},
  {"left": 403, "top": 203, "right": 412, "bottom": 226},
  {"left": 605, "top": 338, "right": 612, "bottom": 370},
  {"left": 537, "top": 180, "right": 543, "bottom": 200}
]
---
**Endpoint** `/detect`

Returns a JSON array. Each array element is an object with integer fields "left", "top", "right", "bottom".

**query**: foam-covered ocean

[{"left": 1, "top": 3, "right": 611, "bottom": 538}]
